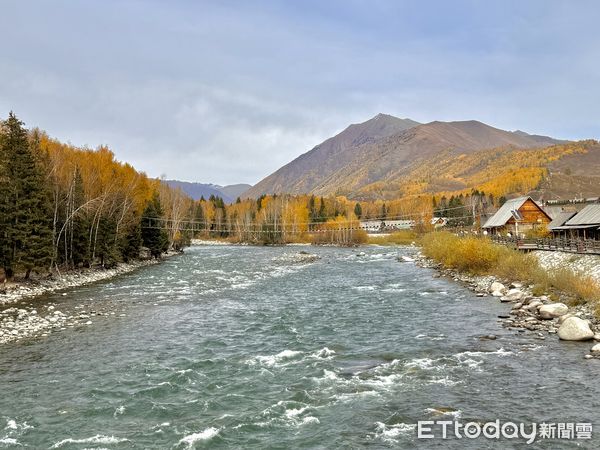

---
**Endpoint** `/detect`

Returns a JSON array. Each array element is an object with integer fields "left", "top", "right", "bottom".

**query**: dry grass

[
  {"left": 421, "top": 232, "right": 600, "bottom": 314},
  {"left": 367, "top": 230, "right": 419, "bottom": 246}
]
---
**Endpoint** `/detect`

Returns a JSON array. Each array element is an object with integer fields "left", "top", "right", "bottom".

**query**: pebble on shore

[
  {"left": 413, "top": 251, "right": 599, "bottom": 354},
  {"left": 0, "top": 256, "right": 174, "bottom": 345}
]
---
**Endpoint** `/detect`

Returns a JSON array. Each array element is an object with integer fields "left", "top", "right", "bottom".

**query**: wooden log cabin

[
  {"left": 482, "top": 196, "right": 551, "bottom": 237},
  {"left": 550, "top": 204, "right": 600, "bottom": 240}
]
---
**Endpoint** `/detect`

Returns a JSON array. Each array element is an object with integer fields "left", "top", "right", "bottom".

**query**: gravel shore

[
  {"left": 415, "top": 250, "right": 600, "bottom": 359},
  {"left": 0, "top": 254, "right": 179, "bottom": 345}
]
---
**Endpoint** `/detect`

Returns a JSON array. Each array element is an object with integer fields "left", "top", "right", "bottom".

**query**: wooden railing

[{"left": 491, "top": 235, "right": 600, "bottom": 255}]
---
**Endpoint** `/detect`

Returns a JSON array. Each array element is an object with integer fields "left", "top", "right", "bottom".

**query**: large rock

[
  {"left": 539, "top": 303, "right": 569, "bottom": 320},
  {"left": 558, "top": 317, "right": 595, "bottom": 341},
  {"left": 504, "top": 289, "right": 526, "bottom": 302},
  {"left": 558, "top": 314, "right": 573, "bottom": 325},
  {"left": 490, "top": 282, "right": 506, "bottom": 295}
]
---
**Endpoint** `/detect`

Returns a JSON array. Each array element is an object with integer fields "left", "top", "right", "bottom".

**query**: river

[{"left": 0, "top": 245, "right": 598, "bottom": 448}]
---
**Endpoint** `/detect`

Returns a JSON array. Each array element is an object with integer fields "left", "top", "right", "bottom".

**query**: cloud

[{"left": 0, "top": 0, "right": 598, "bottom": 184}]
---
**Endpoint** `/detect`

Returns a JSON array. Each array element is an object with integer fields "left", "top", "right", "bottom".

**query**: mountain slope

[
  {"left": 219, "top": 183, "right": 252, "bottom": 200},
  {"left": 244, "top": 114, "right": 420, "bottom": 198},
  {"left": 164, "top": 180, "right": 252, "bottom": 203},
  {"left": 246, "top": 115, "right": 564, "bottom": 199}
]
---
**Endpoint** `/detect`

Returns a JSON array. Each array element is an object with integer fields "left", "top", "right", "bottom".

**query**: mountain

[
  {"left": 245, "top": 114, "right": 568, "bottom": 199},
  {"left": 219, "top": 183, "right": 252, "bottom": 200},
  {"left": 243, "top": 114, "right": 420, "bottom": 198},
  {"left": 164, "top": 180, "right": 252, "bottom": 203}
]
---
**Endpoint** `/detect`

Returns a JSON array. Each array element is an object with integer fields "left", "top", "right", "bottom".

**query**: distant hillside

[
  {"left": 245, "top": 113, "right": 580, "bottom": 200},
  {"left": 164, "top": 180, "right": 252, "bottom": 203},
  {"left": 219, "top": 183, "right": 252, "bottom": 200},
  {"left": 244, "top": 114, "right": 420, "bottom": 198}
]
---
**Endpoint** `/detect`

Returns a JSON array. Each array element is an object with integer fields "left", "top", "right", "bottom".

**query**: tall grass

[{"left": 421, "top": 232, "right": 600, "bottom": 312}]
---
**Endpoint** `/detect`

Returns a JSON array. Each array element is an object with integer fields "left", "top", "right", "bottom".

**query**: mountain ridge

[
  {"left": 164, "top": 180, "right": 252, "bottom": 203},
  {"left": 244, "top": 114, "right": 564, "bottom": 199}
]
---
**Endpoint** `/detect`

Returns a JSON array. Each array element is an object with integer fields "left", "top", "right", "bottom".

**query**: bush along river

[{"left": 0, "top": 244, "right": 598, "bottom": 448}]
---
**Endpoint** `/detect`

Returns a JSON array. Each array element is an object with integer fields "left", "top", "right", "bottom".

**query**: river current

[{"left": 0, "top": 244, "right": 598, "bottom": 448}]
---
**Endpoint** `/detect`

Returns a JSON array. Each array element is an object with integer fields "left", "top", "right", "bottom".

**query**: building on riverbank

[
  {"left": 482, "top": 196, "right": 552, "bottom": 237},
  {"left": 359, "top": 219, "right": 415, "bottom": 232},
  {"left": 550, "top": 204, "right": 600, "bottom": 240}
]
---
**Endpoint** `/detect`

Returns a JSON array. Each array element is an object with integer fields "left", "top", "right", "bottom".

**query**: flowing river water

[{"left": 0, "top": 244, "right": 598, "bottom": 448}]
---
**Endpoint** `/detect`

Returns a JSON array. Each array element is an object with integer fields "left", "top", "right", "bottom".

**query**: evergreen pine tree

[
  {"left": 141, "top": 193, "right": 168, "bottom": 258},
  {"left": 353, "top": 202, "right": 362, "bottom": 219},
  {"left": 0, "top": 112, "right": 53, "bottom": 279}
]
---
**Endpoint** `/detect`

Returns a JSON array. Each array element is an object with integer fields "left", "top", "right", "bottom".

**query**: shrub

[
  {"left": 421, "top": 231, "right": 600, "bottom": 316},
  {"left": 311, "top": 216, "right": 367, "bottom": 246},
  {"left": 368, "top": 230, "right": 418, "bottom": 246}
]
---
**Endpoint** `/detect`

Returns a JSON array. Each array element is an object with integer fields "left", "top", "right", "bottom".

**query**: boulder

[
  {"left": 490, "top": 282, "right": 506, "bottom": 294},
  {"left": 591, "top": 343, "right": 600, "bottom": 353},
  {"left": 558, "top": 317, "right": 595, "bottom": 341},
  {"left": 539, "top": 303, "right": 569, "bottom": 320},
  {"left": 504, "top": 289, "right": 525, "bottom": 302},
  {"left": 558, "top": 314, "right": 573, "bottom": 325}
]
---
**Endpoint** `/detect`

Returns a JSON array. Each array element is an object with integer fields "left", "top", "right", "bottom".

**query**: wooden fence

[{"left": 491, "top": 235, "right": 600, "bottom": 255}]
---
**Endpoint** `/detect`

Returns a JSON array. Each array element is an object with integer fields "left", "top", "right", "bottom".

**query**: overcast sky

[{"left": 1, "top": 1, "right": 599, "bottom": 185}]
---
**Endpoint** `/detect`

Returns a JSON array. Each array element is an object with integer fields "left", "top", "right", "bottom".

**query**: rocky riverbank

[
  {"left": 415, "top": 252, "right": 600, "bottom": 359},
  {"left": 0, "top": 254, "right": 179, "bottom": 345}
]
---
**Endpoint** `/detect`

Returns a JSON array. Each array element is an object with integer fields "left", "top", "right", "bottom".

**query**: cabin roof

[
  {"left": 564, "top": 204, "right": 600, "bottom": 226},
  {"left": 548, "top": 211, "right": 578, "bottom": 230},
  {"left": 482, "top": 196, "right": 545, "bottom": 228}
]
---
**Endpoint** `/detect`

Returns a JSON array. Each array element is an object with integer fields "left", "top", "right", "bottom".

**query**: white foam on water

[
  {"left": 300, "top": 416, "right": 320, "bottom": 426},
  {"left": 405, "top": 357, "right": 436, "bottom": 370},
  {"left": 353, "top": 285, "right": 377, "bottom": 291},
  {"left": 374, "top": 422, "right": 416, "bottom": 443},
  {"left": 455, "top": 357, "right": 483, "bottom": 370},
  {"left": 178, "top": 427, "right": 220, "bottom": 447},
  {"left": 4, "top": 419, "right": 33, "bottom": 432},
  {"left": 457, "top": 348, "right": 513, "bottom": 357},
  {"left": 284, "top": 406, "right": 308, "bottom": 418},
  {"left": 250, "top": 350, "right": 303, "bottom": 367},
  {"left": 332, "top": 391, "right": 380, "bottom": 402},
  {"left": 0, "top": 437, "right": 20, "bottom": 445},
  {"left": 312, "top": 347, "right": 336, "bottom": 359},
  {"left": 51, "top": 435, "right": 129, "bottom": 448},
  {"left": 415, "top": 333, "right": 446, "bottom": 341},
  {"left": 322, "top": 369, "right": 339, "bottom": 381},
  {"left": 428, "top": 376, "right": 461, "bottom": 386},
  {"left": 113, "top": 406, "right": 125, "bottom": 417}
]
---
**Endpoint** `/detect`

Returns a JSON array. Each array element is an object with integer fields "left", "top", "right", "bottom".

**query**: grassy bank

[{"left": 421, "top": 232, "right": 600, "bottom": 314}]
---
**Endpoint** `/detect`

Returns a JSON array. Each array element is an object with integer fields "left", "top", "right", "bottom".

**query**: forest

[
  {"left": 0, "top": 112, "right": 192, "bottom": 280},
  {"left": 1, "top": 112, "right": 553, "bottom": 281}
]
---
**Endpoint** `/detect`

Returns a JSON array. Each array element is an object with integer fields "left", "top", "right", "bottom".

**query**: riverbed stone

[
  {"left": 539, "top": 303, "right": 569, "bottom": 320},
  {"left": 526, "top": 300, "right": 543, "bottom": 312},
  {"left": 558, "top": 317, "right": 595, "bottom": 341},
  {"left": 490, "top": 282, "right": 506, "bottom": 295},
  {"left": 558, "top": 314, "right": 573, "bottom": 325},
  {"left": 591, "top": 344, "right": 600, "bottom": 353},
  {"left": 504, "top": 289, "right": 525, "bottom": 301}
]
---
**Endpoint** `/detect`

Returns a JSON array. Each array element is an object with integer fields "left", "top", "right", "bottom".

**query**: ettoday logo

[{"left": 417, "top": 420, "right": 592, "bottom": 444}]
